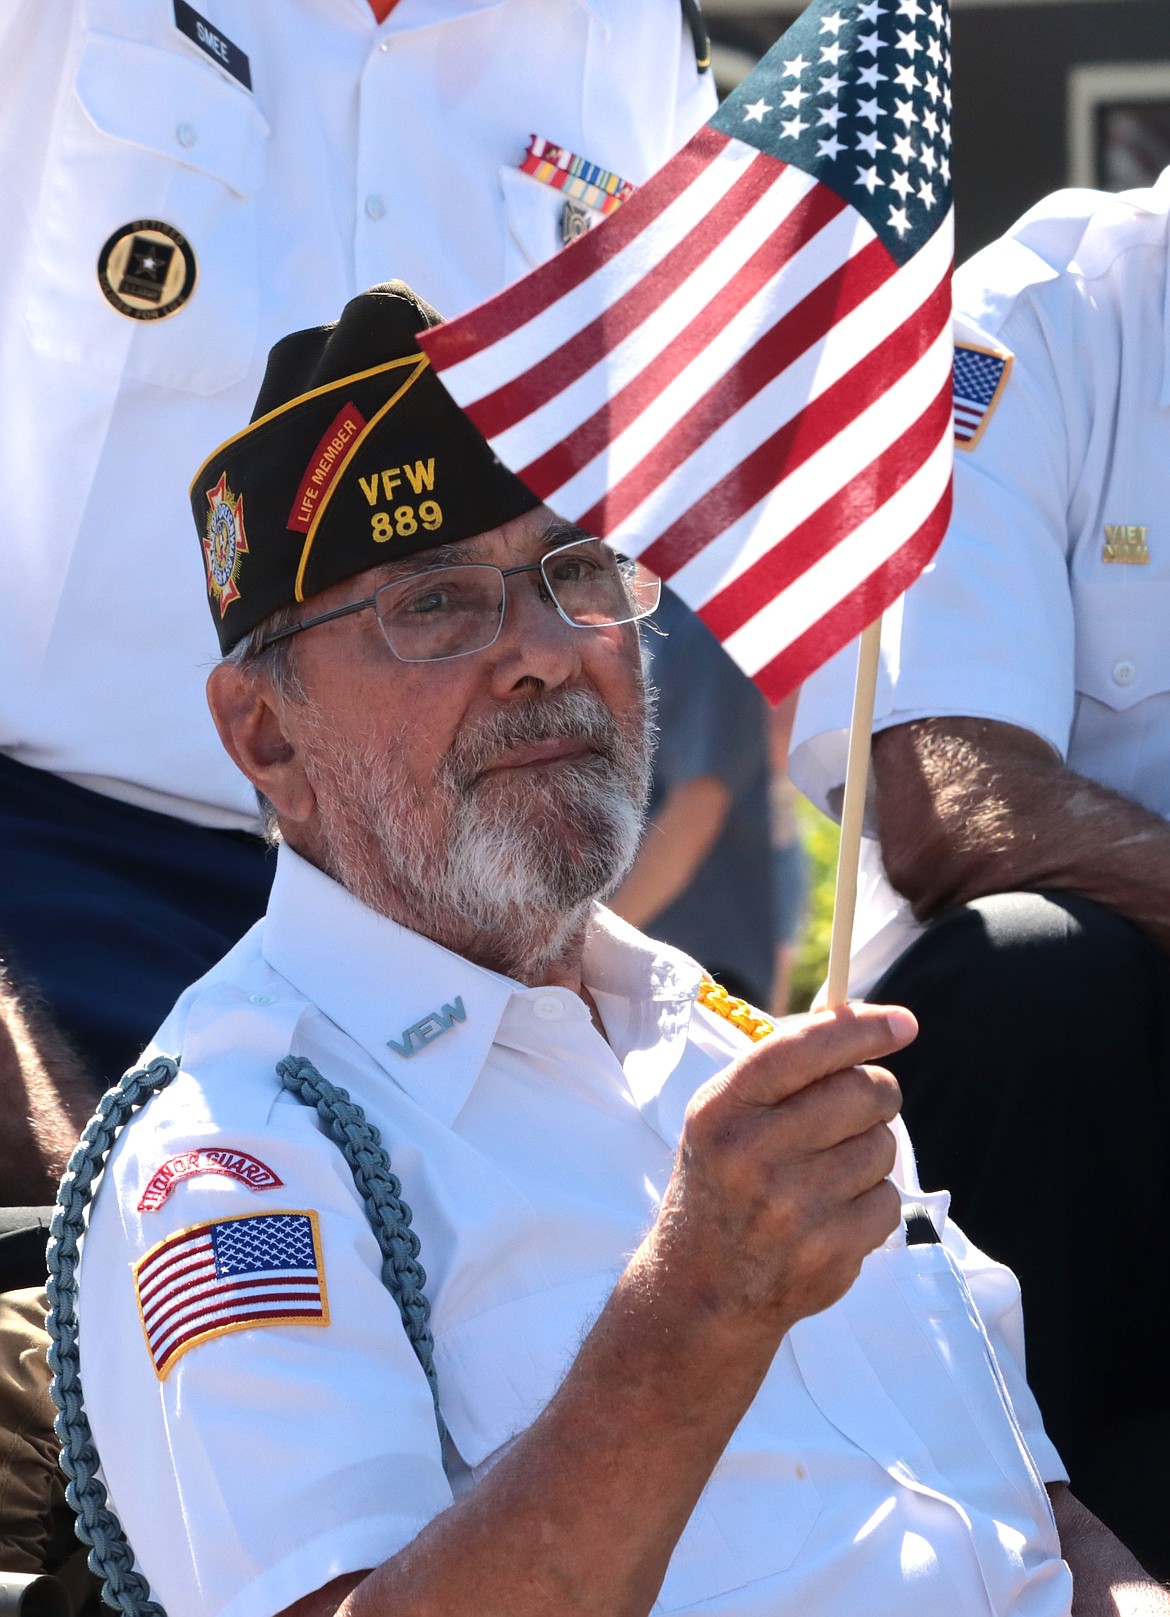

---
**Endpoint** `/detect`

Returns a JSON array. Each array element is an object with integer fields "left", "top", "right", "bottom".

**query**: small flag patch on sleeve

[
  {"left": 134, "top": 1210, "right": 328, "bottom": 1378},
  {"left": 953, "top": 342, "right": 1012, "bottom": 448}
]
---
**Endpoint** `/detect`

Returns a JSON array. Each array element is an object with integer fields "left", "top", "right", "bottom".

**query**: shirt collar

[
  {"left": 263, "top": 844, "right": 516, "bottom": 1127},
  {"left": 261, "top": 846, "right": 704, "bottom": 1129}
]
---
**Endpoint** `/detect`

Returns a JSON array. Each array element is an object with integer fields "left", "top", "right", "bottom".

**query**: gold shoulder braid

[{"left": 696, "top": 978, "right": 774, "bottom": 1043}]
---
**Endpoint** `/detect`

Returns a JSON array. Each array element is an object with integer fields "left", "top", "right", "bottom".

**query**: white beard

[{"left": 299, "top": 686, "right": 654, "bottom": 979}]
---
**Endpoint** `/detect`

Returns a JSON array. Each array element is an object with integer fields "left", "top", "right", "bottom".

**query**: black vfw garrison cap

[{"left": 189, "top": 281, "right": 540, "bottom": 653}]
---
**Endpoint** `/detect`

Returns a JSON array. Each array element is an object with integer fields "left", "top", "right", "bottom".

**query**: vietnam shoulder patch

[
  {"left": 134, "top": 1209, "right": 327, "bottom": 1378},
  {"left": 953, "top": 338, "right": 1013, "bottom": 449}
]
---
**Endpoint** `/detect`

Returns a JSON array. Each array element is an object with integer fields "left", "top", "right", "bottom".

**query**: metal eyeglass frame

[{"left": 254, "top": 537, "right": 661, "bottom": 663}]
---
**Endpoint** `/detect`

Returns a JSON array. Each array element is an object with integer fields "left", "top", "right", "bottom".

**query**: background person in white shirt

[
  {"left": 790, "top": 172, "right": 1170, "bottom": 1576},
  {"left": 74, "top": 282, "right": 1167, "bottom": 1617},
  {"left": 0, "top": 0, "right": 713, "bottom": 1201}
]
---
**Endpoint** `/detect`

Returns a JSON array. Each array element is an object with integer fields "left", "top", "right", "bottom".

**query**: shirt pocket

[
  {"left": 789, "top": 1242, "right": 1052, "bottom": 1523},
  {"left": 435, "top": 1273, "right": 822, "bottom": 1614},
  {"left": 1071, "top": 576, "right": 1170, "bottom": 712},
  {"left": 24, "top": 30, "right": 269, "bottom": 395},
  {"left": 499, "top": 165, "right": 566, "bottom": 284}
]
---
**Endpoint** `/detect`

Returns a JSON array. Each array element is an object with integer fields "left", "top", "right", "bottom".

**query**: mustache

[{"left": 440, "top": 689, "right": 628, "bottom": 793}]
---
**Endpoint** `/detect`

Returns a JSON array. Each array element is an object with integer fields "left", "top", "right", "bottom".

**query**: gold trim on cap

[
  {"left": 188, "top": 352, "right": 430, "bottom": 498},
  {"left": 293, "top": 354, "right": 432, "bottom": 600}
]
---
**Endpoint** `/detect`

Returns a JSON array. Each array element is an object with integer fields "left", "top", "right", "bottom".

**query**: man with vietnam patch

[
  {"left": 75, "top": 282, "right": 1166, "bottom": 1617},
  {"left": 791, "top": 172, "right": 1170, "bottom": 1572}
]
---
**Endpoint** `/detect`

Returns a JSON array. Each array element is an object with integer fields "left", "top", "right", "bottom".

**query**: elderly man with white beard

[{"left": 73, "top": 283, "right": 1165, "bottom": 1617}]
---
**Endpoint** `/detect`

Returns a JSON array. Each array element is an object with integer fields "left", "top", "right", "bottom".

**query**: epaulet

[
  {"left": 680, "top": 0, "right": 711, "bottom": 72},
  {"left": 696, "top": 977, "right": 773, "bottom": 1041}
]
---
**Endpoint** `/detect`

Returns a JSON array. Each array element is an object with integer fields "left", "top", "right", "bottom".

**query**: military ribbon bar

[{"left": 520, "top": 135, "right": 635, "bottom": 218}]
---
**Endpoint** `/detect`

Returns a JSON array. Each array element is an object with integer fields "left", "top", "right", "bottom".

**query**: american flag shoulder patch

[
  {"left": 953, "top": 340, "right": 1013, "bottom": 449},
  {"left": 134, "top": 1209, "right": 328, "bottom": 1379}
]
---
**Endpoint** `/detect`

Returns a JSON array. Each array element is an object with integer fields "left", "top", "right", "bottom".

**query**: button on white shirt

[
  {"left": 0, "top": 0, "right": 713, "bottom": 829},
  {"left": 792, "top": 168, "right": 1170, "bottom": 992},
  {"left": 78, "top": 845, "right": 1070, "bottom": 1617}
]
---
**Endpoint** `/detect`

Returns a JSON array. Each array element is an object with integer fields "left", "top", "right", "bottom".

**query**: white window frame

[{"left": 1068, "top": 61, "right": 1170, "bottom": 188}]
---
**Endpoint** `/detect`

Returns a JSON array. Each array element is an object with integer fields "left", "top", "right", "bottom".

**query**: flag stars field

[{"left": 720, "top": 0, "right": 952, "bottom": 247}]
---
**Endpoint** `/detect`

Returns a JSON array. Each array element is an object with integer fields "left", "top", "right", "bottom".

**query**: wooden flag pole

[{"left": 825, "top": 617, "right": 884, "bottom": 1010}]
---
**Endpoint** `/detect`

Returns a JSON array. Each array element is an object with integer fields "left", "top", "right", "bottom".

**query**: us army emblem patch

[
  {"left": 1102, "top": 525, "right": 1150, "bottom": 565},
  {"left": 97, "top": 220, "right": 197, "bottom": 321},
  {"left": 388, "top": 996, "right": 467, "bottom": 1058}
]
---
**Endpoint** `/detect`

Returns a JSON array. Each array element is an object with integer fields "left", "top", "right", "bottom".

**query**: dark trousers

[
  {"left": 0, "top": 754, "right": 274, "bottom": 1090},
  {"left": 873, "top": 890, "right": 1170, "bottom": 1576}
]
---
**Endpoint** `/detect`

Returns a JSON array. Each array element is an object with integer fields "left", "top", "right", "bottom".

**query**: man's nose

[{"left": 486, "top": 569, "right": 583, "bottom": 694}]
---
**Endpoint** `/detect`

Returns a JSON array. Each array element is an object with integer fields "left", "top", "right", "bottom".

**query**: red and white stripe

[
  {"left": 421, "top": 125, "right": 953, "bottom": 701},
  {"left": 135, "top": 1219, "right": 324, "bottom": 1378}
]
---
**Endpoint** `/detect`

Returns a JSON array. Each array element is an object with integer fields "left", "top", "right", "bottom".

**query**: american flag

[
  {"left": 134, "top": 1211, "right": 327, "bottom": 1378},
  {"left": 953, "top": 341, "right": 1011, "bottom": 447},
  {"left": 420, "top": 0, "right": 954, "bottom": 701}
]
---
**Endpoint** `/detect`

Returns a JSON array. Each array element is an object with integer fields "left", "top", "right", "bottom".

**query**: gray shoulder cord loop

[
  {"left": 275, "top": 1056, "right": 445, "bottom": 1443},
  {"left": 47, "top": 1057, "right": 179, "bottom": 1617},
  {"left": 46, "top": 1052, "right": 442, "bottom": 1617}
]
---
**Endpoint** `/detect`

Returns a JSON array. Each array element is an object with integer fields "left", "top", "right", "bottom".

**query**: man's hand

[
  {"left": 872, "top": 717, "right": 1170, "bottom": 953},
  {"left": 297, "top": 1005, "right": 917, "bottom": 1617},
  {"left": 646, "top": 1003, "right": 913, "bottom": 1344},
  {"left": 1048, "top": 1484, "right": 1170, "bottom": 1615}
]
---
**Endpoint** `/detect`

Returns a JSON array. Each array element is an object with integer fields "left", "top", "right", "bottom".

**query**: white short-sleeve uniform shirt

[
  {"left": 78, "top": 845, "right": 1072, "bottom": 1617},
  {"left": 790, "top": 170, "right": 1170, "bottom": 993},
  {"left": 0, "top": 0, "right": 712, "bottom": 829}
]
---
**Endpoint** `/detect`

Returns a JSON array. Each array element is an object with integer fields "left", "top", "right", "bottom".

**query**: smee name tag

[{"left": 173, "top": 1, "right": 252, "bottom": 91}]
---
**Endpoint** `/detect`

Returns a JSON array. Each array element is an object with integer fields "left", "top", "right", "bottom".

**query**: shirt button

[
  {"left": 1112, "top": 660, "right": 1137, "bottom": 687},
  {"left": 379, "top": 38, "right": 391, "bottom": 51},
  {"left": 249, "top": 992, "right": 276, "bottom": 1007},
  {"left": 365, "top": 193, "right": 386, "bottom": 221},
  {"left": 176, "top": 122, "right": 197, "bottom": 148},
  {"left": 532, "top": 994, "right": 565, "bottom": 1021}
]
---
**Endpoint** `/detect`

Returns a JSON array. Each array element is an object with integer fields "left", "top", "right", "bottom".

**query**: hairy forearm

[
  {"left": 0, "top": 976, "right": 94, "bottom": 1204},
  {"left": 872, "top": 719, "right": 1170, "bottom": 952},
  {"left": 609, "top": 777, "right": 730, "bottom": 929},
  {"left": 1049, "top": 1484, "right": 1170, "bottom": 1615},
  {"left": 337, "top": 1248, "right": 777, "bottom": 1617}
]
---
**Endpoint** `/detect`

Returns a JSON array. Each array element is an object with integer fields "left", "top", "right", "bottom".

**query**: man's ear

[{"left": 206, "top": 662, "right": 317, "bottom": 829}]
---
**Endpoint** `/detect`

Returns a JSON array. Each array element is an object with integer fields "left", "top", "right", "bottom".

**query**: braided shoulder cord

[
  {"left": 45, "top": 1053, "right": 443, "bottom": 1617},
  {"left": 46, "top": 1057, "right": 179, "bottom": 1617},
  {"left": 275, "top": 1056, "right": 445, "bottom": 1443}
]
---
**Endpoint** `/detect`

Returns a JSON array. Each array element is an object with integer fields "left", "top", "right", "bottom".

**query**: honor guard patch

[
  {"left": 138, "top": 1149, "right": 284, "bottom": 1213},
  {"left": 97, "top": 221, "right": 197, "bottom": 322},
  {"left": 135, "top": 1210, "right": 328, "bottom": 1378},
  {"left": 953, "top": 340, "right": 1012, "bottom": 449},
  {"left": 202, "top": 472, "right": 249, "bottom": 617}
]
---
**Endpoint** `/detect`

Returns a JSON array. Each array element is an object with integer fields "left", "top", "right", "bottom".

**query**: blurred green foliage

[{"left": 790, "top": 796, "right": 841, "bottom": 1013}]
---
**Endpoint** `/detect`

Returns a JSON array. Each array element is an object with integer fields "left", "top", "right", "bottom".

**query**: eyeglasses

[{"left": 256, "top": 536, "right": 662, "bottom": 664}]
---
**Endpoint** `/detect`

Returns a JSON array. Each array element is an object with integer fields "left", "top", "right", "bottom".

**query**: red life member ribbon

[{"left": 138, "top": 1149, "right": 284, "bottom": 1212}]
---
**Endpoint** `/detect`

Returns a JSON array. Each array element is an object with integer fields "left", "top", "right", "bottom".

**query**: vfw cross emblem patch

[{"left": 203, "top": 472, "right": 249, "bottom": 617}]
